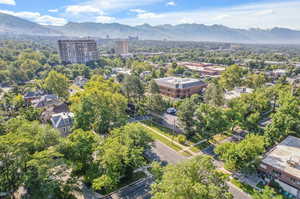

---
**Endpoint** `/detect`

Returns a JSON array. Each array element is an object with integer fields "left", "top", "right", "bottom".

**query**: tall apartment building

[
  {"left": 115, "top": 40, "right": 129, "bottom": 55},
  {"left": 154, "top": 77, "right": 207, "bottom": 98},
  {"left": 58, "top": 40, "right": 99, "bottom": 64}
]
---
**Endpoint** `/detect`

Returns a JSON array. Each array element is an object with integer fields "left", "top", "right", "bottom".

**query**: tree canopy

[
  {"left": 44, "top": 70, "right": 70, "bottom": 98},
  {"left": 151, "top": 155, "right": 233, "bottom": 199},
  {"left": 71, "top": 75, "right": 128, "bottom": 134}
]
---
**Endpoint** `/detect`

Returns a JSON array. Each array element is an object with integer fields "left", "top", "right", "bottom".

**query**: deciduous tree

[
  {"left": 151, "top": 156, "right": 233, "bottom": 199},
  {"left": 44, "top": 70, "right": 70, "bottom": 98}
]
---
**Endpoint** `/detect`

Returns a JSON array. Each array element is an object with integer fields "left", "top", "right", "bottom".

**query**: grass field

[
  {"left": 230, "top": 178, "right": 256, "bottom": 195},
  {"left": 190, "top": 141, "right": 210, "bottom": 153},
  {"left": 137, "top": 123, "right": 184, "bottom": 152}
]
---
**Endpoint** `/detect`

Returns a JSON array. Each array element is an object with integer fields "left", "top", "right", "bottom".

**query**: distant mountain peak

[{"left": 0, "top": 12, "right": 300, "bottom": 44}]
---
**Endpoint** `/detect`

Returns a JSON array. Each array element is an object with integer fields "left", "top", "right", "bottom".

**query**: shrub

[{"left": 177, "top": 135, "right": 186, "bottom": 144}]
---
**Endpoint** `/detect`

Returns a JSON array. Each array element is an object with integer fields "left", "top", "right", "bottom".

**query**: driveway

[
  {"left": 227, "top": 182, "right": 252, "bottom": 199},
  {"left": 146, "top": 141, "right": 187, "bottom": 165}
]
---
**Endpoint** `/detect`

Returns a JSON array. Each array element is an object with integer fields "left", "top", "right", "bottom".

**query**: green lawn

[
  {"left": 230, "top": 178, "right": 256, "bottom": 195},
  {"left": 209, "top": 133, "right": 229, "bottom": 144},
  {"left": 141, "top": 121, "right": 212, "bottom": 155},
  {"left": 231, "top": 178, "right": 290, "bottom": 199},
  {"left": 143, "top": 120, "right": 205, "bottom": 146},
  {"left": 190, "top": 141, "right": 210, "bottom": 153},
  {"left": 142, "top": 120, "right": 176, "bottom": 138},
  {"left": 180, "top": 150, "right": 193, "bottom": 157},
  {"left": 137, "top": 123, "right": 184, "bottom": 152}
]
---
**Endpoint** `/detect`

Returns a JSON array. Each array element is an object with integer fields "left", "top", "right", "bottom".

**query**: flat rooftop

[
  {"left": 225, "top": 87, "right": 254, "bottom": 100},
  {"left": 262, "top": 136, "right": 300, "bottom": 179},
  {"left": 155, "top": 77, "right": 205, "bottom": 89},
  {"left": 58, "top": 39, "right": 96, "bottom": 43}
]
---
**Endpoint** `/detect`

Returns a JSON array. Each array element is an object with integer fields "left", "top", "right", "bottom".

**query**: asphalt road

[
  {"left": 101, "top": 141, "right": 251, "bottom": 199},
  {"left": 101, "top": 178, "right": 153, "bottom": 199},
  {"left": 148, "top": 141, "right": 187, "bottom": 164}
]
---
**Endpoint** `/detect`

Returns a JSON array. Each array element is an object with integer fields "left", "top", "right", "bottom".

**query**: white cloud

[
  {"left": 166, "top": 1, "right": 176, "bottom": 6},
  {"left": 66, "top": 5, "right": 103, "bottom": 15},
  {"left": 65, "top": 0, "right": 163, "bottom": 14},
  {"left": 130, "top": 9, "right": 146, "bottom": 13},
  {"left": 130, "top": 9, "right": 164, "bottom": 19},
  {"left": 213, "top": 14, "right": 231, "bottom": 21},
  {"left": 96, "top": 15, "right": 116, "bottom": 23},
  {"left": 48, "top": 9, "right": 59, "bottom": 13},
  {"left": 0, "top": 0, "right": 15, "bottom": 6},
  {"left": 0, "top": 10, "right": 67, "bottom": 26},
  {"left": 179, "top": 17, "right": 195, "bottom": 24},
  {"left": 35, "top": 15, "right": 67, "bottom": 26},
  {"left": 137, "top": 12, "right": 164, "bottom": 19},
  {"left": 118, "top": 1, "right": 300, "bottom": 30},
  {"left": 253, "top": 9, "right": 274, "bottom": 16}
]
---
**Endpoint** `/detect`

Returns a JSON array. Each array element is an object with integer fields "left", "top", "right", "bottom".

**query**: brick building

[
  {"left": 259, "top": 136, "right": 300, "bottom": 198},
  {"left": 154, "top": 77, "right": 207, "bottom": 98}
]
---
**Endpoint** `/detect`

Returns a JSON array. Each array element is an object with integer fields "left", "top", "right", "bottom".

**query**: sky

[{"left": 0, "top": 0, "right": 299, "bottom": 30}]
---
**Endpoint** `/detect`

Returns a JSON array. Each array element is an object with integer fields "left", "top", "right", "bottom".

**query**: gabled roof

[
  {"left": 41, "top": 103, "right": 69, "bottom": 122},
  {"left": 51, "top": 112, "right": 74, "bottom": 129},
  {"left": 32, "top": 94, "right": 60, "bottom": 108},
  {"left": 24, "top": 90, "right": 44, "bottom": 99}
]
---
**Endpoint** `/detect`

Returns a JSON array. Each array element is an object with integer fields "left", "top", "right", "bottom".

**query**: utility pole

[{"left": 172, "top": 117, "right": 176, "bottom": 143}]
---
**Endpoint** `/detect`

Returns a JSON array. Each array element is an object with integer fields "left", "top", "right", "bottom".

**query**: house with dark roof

[
  {"left": 51, "top": 112, "right": 74, "bottom": 136},
  {"left": 32, "top": 94, "right": 60, "bottom": 108},
  {"left": 74, "top": 76, "right": 88, "bottom": 88},
  {"left": 24, "top": 90, "right": 44, "bottom": 102},
  {"left": 41, "top": 102, "right": 69, "bottom": 123}
]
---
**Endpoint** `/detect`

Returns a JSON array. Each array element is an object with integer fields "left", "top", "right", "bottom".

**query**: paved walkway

[
  {"left": 227, "top": 182, "right": 252, "bottom": 199},
  {"left": 179, "top": 139, "right": 207, "bottom": 153}
]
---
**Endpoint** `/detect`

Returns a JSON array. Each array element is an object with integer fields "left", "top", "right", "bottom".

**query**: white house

[{"left": 51, "top": 112, "right": 74, "bottom": 136}]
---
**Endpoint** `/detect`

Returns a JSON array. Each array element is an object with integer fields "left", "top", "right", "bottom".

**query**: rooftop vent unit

[{"left": 287, "top": 157, "right": 300, "bottom": 168}]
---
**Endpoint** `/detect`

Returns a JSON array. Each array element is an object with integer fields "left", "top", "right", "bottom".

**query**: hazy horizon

[{"left": 0, "top": 0, "right": 299, "bottom": 30}]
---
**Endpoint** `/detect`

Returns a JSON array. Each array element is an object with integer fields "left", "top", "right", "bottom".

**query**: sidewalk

[
  {"left": 139, "top": 123, "right": 198, "bottom": 156},
  {"left": 179, "top": 139, "right": 207, "bottom": 153}
]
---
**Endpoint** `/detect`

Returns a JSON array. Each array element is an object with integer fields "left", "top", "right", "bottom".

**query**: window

[
  {"left": 272, "top": 169, "right": 281, "bottom": 177},
  {"left": 290, "top": 178, "right": 296, "bottom": 183}
]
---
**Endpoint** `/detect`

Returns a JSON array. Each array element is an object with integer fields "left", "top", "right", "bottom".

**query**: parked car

[{"left": 166, "top": 108, "right": 177, "bottom": 115}]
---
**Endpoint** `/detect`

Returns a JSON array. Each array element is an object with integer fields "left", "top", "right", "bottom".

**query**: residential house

[
  {"left": 112, "top": 67, "right": 132, "bottom": 75},
  {"left": 140, "top": 71, "right": 152, "bottom": 80},
  {"left": 51, "top": 112, "right": 74, "bottom": 135},
  {"left": 32, "top": 94, "right": 60, "bottom": 108},
  {"left": 225, "top": 87, "right": 254, "bottom": 100},
  {"left": 74, "top": 76, "right": 88, "bottom": 88},
  {"left": 265, "top": 69, "right": 288, "bottom": 79},
  {"left": 41, "top": 102, "right": 69, "bottom": 123},
  {"left": 24, "top": 90, "right": 44, "bottom": 103}
]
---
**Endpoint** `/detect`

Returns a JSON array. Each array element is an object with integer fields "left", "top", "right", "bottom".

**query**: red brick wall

[
  {"left": 158, "top": 84, "right": 206, "bottom": 98},
  {"left": 259, "top": 163, "right": 300, "bottom": 190}
]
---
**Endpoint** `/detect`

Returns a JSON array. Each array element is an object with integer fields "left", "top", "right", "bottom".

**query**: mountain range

[{"left": 1, "top": 12, "right": 300, "bottom": 44}]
